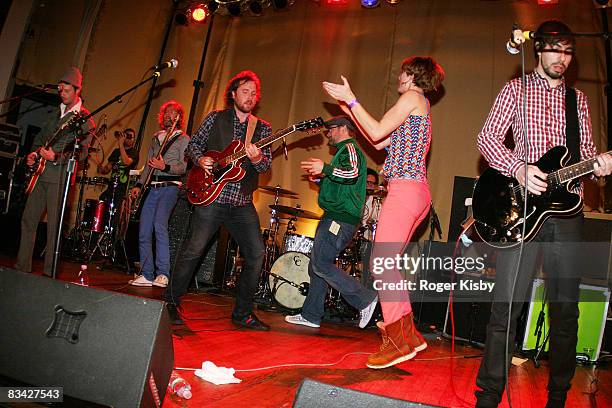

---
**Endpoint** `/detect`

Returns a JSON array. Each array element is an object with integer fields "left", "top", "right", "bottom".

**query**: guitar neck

[
  {"left": 224, "top": 125, "right": 295, "bottom": 163},
  {"left": 554, "top": 150, "right": 612, "bottom": 184}
]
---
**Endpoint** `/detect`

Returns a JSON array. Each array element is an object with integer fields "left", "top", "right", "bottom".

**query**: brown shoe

[
  {"left": 404, "top": 312, "right": 427, "bottom": 352},
  {"left": 366, "top": 318, "right": 416, "bottom": 369}
]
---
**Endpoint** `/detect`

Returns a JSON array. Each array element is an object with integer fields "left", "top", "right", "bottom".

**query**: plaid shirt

[
  {"left": 477, "top": 71, "right": 597, "bottom": 193},
  {"left": 187, "top": 109, "right": 272, "bottom": 206}
]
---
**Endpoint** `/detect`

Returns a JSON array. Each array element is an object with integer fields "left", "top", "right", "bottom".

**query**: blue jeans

[
  {"left": 164, "top": 202, "right": 265, "bottom": 317},
  {"left": 301, "top": 218, "right": 377, "bottom": 325},
  {"left": 138, "top": 185, "right": 180, "bottom": 280}
]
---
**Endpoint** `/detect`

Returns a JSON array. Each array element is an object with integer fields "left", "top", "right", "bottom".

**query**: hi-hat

[
  {"left": 259, "top": 185, "right": 298, "bottom": 197},
  {"left": 269, "top": 205, "right": 320, "bottom": 220}
]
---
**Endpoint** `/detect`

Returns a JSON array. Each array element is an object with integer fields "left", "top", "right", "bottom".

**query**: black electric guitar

[{"left": 472, "top": 146, "right": 611, "bottom": 248}]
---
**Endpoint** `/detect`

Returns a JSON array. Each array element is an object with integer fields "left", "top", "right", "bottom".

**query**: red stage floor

[{"left": 1, "top": 257, "right": 610, "bottom": 407}]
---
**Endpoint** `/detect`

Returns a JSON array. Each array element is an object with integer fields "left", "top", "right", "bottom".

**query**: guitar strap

[
  {"left": 245, "top": 114, "right": 258, "bottom": 146},
  {"left": 565, "top": 87, "right": 580, "bottom": 166},
  {"left": 158, "top": 130, "right": 182, "bottom": 158}
]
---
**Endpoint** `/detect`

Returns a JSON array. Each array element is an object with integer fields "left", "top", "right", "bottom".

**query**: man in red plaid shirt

[{"left": 475, "top": 20, "right": 612, "bottom": 408}]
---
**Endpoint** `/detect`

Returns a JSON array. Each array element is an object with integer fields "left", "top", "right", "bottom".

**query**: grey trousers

[{"left": 15, "top": 178, "right": 66, "bottom": 276}]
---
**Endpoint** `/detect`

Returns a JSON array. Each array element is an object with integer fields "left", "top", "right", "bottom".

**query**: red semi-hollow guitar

[{"left": 186, "top": 117, "right": 324, "bottom": 206}]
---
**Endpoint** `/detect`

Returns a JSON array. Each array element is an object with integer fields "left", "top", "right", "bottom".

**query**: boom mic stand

[{"left": 50, "top": 70, "right": 169, "bottom": 279}]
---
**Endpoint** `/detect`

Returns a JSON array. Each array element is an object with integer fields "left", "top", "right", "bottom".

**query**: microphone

[
  {"left": 506, "top": 26, "right": 537, "bottom": 55},
  {"left": 37, "top": 83, "right": 58, "bottom": 90},
  {"left": 151, "top": 59, "right": 178, "bottom": 72},
  {"left": 282, "top": 137, "right": 288, "bottom": 160}
]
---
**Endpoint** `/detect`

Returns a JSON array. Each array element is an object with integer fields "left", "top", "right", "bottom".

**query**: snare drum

[
  {"left": 82, "top": 199, "right": 106, "bottom": 232},
  {"left": 269, "top": 252, "right": 310, "bottom": 310},
  {"left": 283, "top": 233, "right": 314, "bottom": 254}
]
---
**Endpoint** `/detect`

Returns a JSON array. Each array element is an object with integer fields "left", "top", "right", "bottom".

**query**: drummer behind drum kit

[{"left": 239, "top": 183, "right": 386, "bottom": 318}]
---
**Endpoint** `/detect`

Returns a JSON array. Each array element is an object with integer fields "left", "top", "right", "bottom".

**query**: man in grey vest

[
  {"left": 15, "top": 67, "right": 95, "bottom": 277},
  {"left": 164, "top": 71, "right": 272, "bottom": 330}
]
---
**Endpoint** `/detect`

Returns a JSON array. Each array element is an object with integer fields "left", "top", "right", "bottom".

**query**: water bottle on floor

[
  {"left": 168, "top": 371, "right": 192, "bottom": 399},
  {"left": 75, "top": 264, "right": 89, "bottom": 286}
]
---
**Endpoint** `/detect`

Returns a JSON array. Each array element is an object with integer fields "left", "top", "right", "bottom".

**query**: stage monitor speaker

[
  {"left": 0, "top": 267, "right": 174, "bottom": 407},
  {"left": 293, "top": 379, "right": 440, "bottom": 407}
]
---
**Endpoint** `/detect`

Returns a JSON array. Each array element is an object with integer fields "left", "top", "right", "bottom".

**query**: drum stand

[
  {"left": 87, "top": 170, "right": 130, "bottom": 273},
  {"left": 64, "top": 157, "right": 93, "bottom": 261},
  {"left": 254, "top": 192, "right": 283, "bottom": 307}
]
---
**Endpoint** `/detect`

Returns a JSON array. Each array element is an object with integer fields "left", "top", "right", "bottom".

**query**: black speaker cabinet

[
  {"left": 293, "top": 379, "right": 440, "bottom": 407},
  {"left": 442, "top": 274, "right": 495, "bottom": 346},
  {"left": 0, "top": 267, "right": 174, "bottom": 407}
]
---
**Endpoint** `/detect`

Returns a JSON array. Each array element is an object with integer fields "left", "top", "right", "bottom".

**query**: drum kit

[
  {"left": 65, "top": 162, "right": 130, "bottom": 270},
  {"left": 247, "top": 183, "right": 386, "bottom": 315}
]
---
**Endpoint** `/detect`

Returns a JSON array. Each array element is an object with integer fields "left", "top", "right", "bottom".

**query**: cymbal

[
  {"left": 366, "top": 185, "right": 387, "bottom": 196},
  {"left": 269, "top": 205, "right": 320, "bottom": 220},
  {"left": 259, "top": 185, "right": 298, "bottom": 197}
]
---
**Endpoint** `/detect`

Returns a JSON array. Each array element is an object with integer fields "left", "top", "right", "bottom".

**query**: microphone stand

[
  {"left": 415, "top": 201, "right": 442, "bottom": 330},
  {"left": 49, "top": 71, "right": 167, "bottom": 279}
]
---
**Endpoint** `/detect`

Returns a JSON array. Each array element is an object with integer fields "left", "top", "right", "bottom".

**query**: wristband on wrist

[{"left": 347, "top": 99, "right": 359, "bottom": 109}]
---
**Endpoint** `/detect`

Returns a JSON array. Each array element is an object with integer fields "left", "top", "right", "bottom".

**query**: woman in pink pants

[{"left": 323, "top": 56, "right": 444, "bottom": 369}]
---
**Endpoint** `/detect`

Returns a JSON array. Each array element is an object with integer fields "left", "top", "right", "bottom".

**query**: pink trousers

[{"left": 371, "top": 179, "right": 430, "bottom": 326}]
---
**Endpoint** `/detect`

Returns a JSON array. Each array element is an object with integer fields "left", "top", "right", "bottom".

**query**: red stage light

[
  {"left": 191, "top": 5, "right": 208, "bottom": 22},
  {"left": 326, "top": 0, "right": 348, "bottom": 4},
  {"left": 537, "top": 0, "right": 559, "bottom": 4}
]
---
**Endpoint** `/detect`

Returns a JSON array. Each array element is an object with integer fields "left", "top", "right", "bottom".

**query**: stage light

[
  {"left": 207, "top": 0, "right": 219, "bottom": 13},
  {"left": 227, "top": 2, "right": 242, "bottom": 16},
  {"left": 537, "top": 0, "right": 559, "bottom": 4},
  {"left": 191, "top": 4, "right": 209, "bottom": 22},
  {"left": 248, "top": 0, "right": 264, "bottom": 15},
  {"left": 326, "top": 0, "right": 348, "bottom": 4},
  {"left": 272, "top": 0, "right": 289, "bottom": 9},
  {"left": 175, "top": 11, "right": 189, "bottom": 26},
  {"left": 361, "top": 0, "right": 380, "bottom": 7},
  {"left": 386, "top": 0, "right": 401, "bottom": 4}
]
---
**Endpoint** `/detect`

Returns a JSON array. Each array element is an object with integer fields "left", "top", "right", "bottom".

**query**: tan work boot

[
  {"left": 366, "top": 318, "right": 416, "bottom": 369},
  {"left": 404, "top": 312, "right": 427, "bottom": 352}
]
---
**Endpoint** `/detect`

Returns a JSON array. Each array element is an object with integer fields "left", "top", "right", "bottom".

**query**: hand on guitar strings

[
  {"left": 515, "top": 164, "right": 547, "bottom": 195},
  {"left": 148, "top": 156, "right": 166, "bottom": 170},
  {"left": 130, "top": 187, "right": 140, "bottom": 200},
  {"left": 593, "top": 153, "right": 612, "bottom": 178},
  {"left": 39, "top": 147, "right": 56, "bottom": 162},
  {"left": 26, "top": 152, "right": 38, "bottom": 166},
  {"left": 198, "top": 156, "right": 214, "bottom": 176},
  {"left": 245, "top": 143, "right": 262, "bottom": 163}
]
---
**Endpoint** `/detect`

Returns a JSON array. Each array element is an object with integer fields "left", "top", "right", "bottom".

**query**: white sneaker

[
  {"left": 285, "top": 314, "right": 320, "bottom": 328},
  {"left": 359, "top": 296, "right": 378, "bottom": 328},
  {"left": 153, "top": 275, "right": 169, "bottom": 288},
  {"left": 129, "top": 275, "right": 153, "bottom": 287}
]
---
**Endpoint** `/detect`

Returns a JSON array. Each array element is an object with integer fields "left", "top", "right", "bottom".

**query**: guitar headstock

[{"left": 295, "top": 117, "right": 325, "bottom": 133}]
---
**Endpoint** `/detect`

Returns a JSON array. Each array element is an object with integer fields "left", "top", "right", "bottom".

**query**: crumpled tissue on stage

[{"left": 194, "top": 361, "right": 242, "bottom": 385}]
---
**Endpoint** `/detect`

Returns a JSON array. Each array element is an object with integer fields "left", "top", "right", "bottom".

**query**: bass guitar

[
  {"left": 186, "top": 117, "right": 324, "bottom": 206},
  {"left": 24, "top": 112, "right": 81, "bottom": 195},
  {"left": 130, "top": 115, "right": 181, "bottom": 216},
  {"left": 472, "top": 145, "right": 611, "bottom": 248}
]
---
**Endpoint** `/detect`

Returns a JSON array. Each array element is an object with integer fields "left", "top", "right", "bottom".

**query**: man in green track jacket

[{"left": 285, "top": 116, "right": 378, "bottom": 329}]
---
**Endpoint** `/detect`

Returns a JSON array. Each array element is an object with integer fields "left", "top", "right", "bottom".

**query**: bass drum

[{"left": 269, "top": 252, "right": 310, "bottom": 310}]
